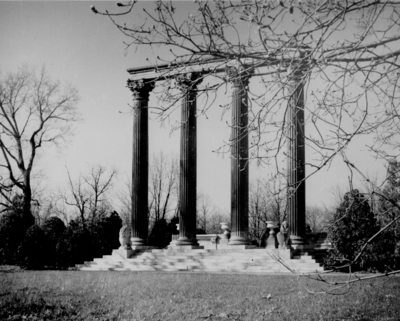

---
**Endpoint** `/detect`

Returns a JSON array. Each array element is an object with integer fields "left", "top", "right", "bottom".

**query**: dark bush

[
  {"left": 18, "top": 225, "right": 47, "bottom": 269},
  {"left": 167, "top": 216, "right": 179, "bottom": 235},
  {"left": 58, "top": 220, "right": 93, "bottom": 267},
  {"left": 148, "top": 218, "right": 171, "bottom": 248},
  {"left": 42, "top": 217, "right": 66, "bottom": 243},
  {"left": 42, "top": 217, "right": 66, "bottom": 268},
  {"left": 90, "top": 211, "right": 122, "bottom": 258},
  {"left": 0, "top": 211, "right": 26, "bottom": 265},
  {"left": 324, "top": 189, "right": 383, "bottom": 271},
  {"left": 54, "top": 212, "right": 122, "bottom": 268}
]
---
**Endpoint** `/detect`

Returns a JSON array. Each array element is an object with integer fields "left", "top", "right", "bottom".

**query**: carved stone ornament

[
  {"left": 279, "top": 221, "right": 289, "bottom": 249},
  {"left": 225, "top": 65, "right": 252, "bottom": 87},
  {"left": 127, "top": 79, "right": 155, "bottom": 100},
  {"left": 119, "top": 225, "right": 132, "bottom": 250},
  {"left": 175, "top": 73, "right": 202, "bottom": 91}
]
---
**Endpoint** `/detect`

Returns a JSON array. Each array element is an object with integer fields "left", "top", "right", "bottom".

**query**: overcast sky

[{"left": 0, "top": 1, "right": 387, "bottom": 213}]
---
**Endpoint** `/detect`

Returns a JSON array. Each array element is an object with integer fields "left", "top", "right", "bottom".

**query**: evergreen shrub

[
  {"left": 18, "top": 225, "right": 47, "bottom": 269},
  {"left": 0, "top": 212, "right": 26, "bottom": 265},
  {"left": 324, "top": 189, "right": 390, "bottom": 272},
  {"left": 42, "top": 217, "right": 66, "bottom": 268}
]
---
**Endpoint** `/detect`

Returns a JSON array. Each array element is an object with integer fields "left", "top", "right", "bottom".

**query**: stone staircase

[{"left": 77, "top": 247, "right": 324, "bottom": 274}]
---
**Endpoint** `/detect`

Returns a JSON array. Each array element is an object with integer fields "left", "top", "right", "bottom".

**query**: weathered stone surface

[
  {"left": 227, "top": 66, "right": 251, "bottom": 246},
  {"left": 79, "top": 247, "right": 322, "bottom": 273},
  {"left": 119, "top": 225, "right": 131, "bottom": 250},
  {"left": 128, "top": 78, "right": 155, "bottom": 246},
  {"left": 286, "top": 61, "right": 307, "bottom": 245},
  {"left": 175, "top": 73, "right": 201, "bottom": 247}
]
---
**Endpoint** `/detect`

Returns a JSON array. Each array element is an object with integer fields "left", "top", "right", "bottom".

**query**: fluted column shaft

[
  {"left": 286, "top": 66, "right": 306, "bottom": 245},
  {"left": 227, "top": 67, "right": 250, "bottom": 245},
  {"left": 175, "top": 73, "right": 201, "bottom": 246},
  {"left": 128, "top": 79, "right": 155, "bottom": 246}
]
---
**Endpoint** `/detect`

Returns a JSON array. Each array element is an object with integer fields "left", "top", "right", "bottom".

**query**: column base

[
  {"left": 229, "top": 236, "right": 249, "bottom": 246},
  {"left": 130, "top": 237, "right": 146, "bottom": 246},
  {"left": 290, "top": 235, "right": 311, "bottom": 250},
  {"left": 131, "top": 245, "right": 156, "bottom": 250},
  {"left": 174, "top": 237, "right": 199, "bottom": 247},
  {"left": 290, "top": 235, "right": 306, "bottom": 245}
]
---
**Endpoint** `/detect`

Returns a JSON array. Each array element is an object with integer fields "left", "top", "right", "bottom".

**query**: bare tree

[
  {"left": 90, "top": 1, "right": 400, "bottom": 165},
  {"left": 117, "top": 152, "right": 179, "bottom": 228},
  {"left": 196, "top": 192, "right": 217, "bottom": 233},
  {"left": 306, "top": 205, "right": 329, "bottom": 233},
  {"left": 203, "top": 209, "right": 231, "bottom": 235},
  {"left": 149, "top": 152, "right": 179, "bottom": 226},
  {"left": 117, "top": 180, "right": 132, "bottom": 226},
  {"left": 0, "top": 65, "right": 79, "bottom": 226},
  {"left": 60, "top": 165, "right": 117, "bottom": 223},
  {"left": 248, "top": 177, "right": 286, "bottom": 245}
]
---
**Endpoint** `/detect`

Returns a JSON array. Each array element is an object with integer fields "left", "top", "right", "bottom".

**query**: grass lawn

[{"left": 1, "top": 269, "right": 400, "bottom": 321}]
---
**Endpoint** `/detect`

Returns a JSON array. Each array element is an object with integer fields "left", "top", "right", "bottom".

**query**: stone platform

[{"left": 77, "top": 247, "right": 324, "bottom": 274}]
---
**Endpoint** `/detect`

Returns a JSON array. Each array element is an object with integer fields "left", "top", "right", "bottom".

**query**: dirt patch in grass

[{"left": 1, "top": 270, "right": 400, "bottom": 321}]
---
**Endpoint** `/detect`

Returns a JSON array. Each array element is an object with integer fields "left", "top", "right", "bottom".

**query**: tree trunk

[{"left": 22, "top": 185, "right": 35, "bottom": 228}]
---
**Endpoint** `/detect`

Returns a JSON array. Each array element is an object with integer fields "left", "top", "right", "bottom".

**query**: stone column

[
  {"left": 286, "top": 63, "right": 307, "bottom": 246},
  {"left": 226, "top": 66, "right": 251, "bottom": 246},
  {"left": 127, "top": 79, "right": 155, "bottom": 247},
  {"left": 174, "top": 73, "right": 201, "bottom": 246}
]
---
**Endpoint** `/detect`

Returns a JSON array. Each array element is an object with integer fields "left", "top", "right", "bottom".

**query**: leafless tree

[
  {"left": 60, "top": 165, "right": 117, "bottom": 223},
  {"left": 117, "top": 152, "right": 179, "bottom": 229},
  {"left": 117, "top": 180, "right": 132, "bottom": 226},
  {"left": 149, "top": 152, "right": 179, "bottom": 226},
  {"left": 248, "top": 176, "right": 286, "bottom": 245},
  {"left": 196, "top": 192, "right": 219, "bottom": 233},
  {"left": 0, "top": 65, "right": 79, "bottom": 226},
  {"left": 306, "top": 205, "right": 329, "bottom": 233},
  {"left": 91, "top": 1, "right": 400, "bottom": 287},
  {"left": 203, "top": 209, "right": 231, "bottom": 235}
]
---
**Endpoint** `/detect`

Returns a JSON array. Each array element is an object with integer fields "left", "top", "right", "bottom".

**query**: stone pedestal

[
  {"left": 127, "top": 79, "right": 155, "bottom": 246},
  {"left": 266, "top": 221, "right": 278, "bottom": 249},
  {"left": 114, "top": 248, "right": 135, "bottom": 259},
  {"left": 220, "top": 222, "right": 231, "bottom": 245}
]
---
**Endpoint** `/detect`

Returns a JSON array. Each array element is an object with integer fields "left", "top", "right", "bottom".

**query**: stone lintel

[
  {"left": 127, "top": 49, "right": 310, "bottom": 81},
  {"left": 128, "top": 60, "right": 226, "bottom": 81},
  {"left": 127, "top": 58, "right": 257, "bottom": 81}
]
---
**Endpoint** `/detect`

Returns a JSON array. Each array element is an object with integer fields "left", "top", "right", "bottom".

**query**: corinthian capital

[
  {"left": 225, "top": 65, "right": 252, "bottom": 88},
  {"left": 127, "top": 79, "right": 155, "bottom": 100},
  {"left": 175, "top": 72, "right": 202, "bottom": 92}
]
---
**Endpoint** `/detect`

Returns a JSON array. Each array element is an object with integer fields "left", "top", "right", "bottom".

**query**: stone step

[{"left": 78, "top": 248, "right": 324, "bottom": 273}]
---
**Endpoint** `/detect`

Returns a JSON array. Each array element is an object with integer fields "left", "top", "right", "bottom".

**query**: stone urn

[
  {"left": 266, "top": 221, "right": 278, "bottom": 249},
  {"left": 220, "top": 222, "right": 231, "bottom": 240}
]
